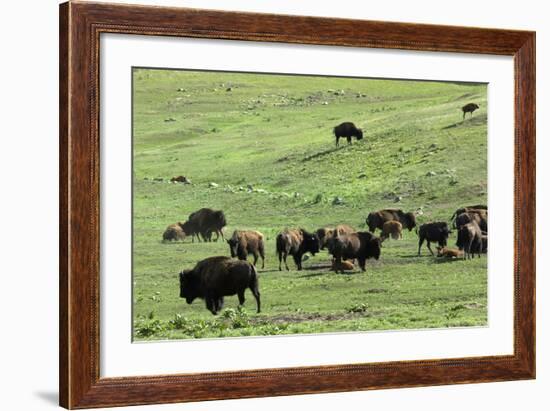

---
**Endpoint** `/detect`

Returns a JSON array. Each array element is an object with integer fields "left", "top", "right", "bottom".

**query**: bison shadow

[
  {"left": 303, "top": 146, "right": 343, "bottom": 162},
  {"left": 442, "top": 113, "right": 487, "bottom": 130}
]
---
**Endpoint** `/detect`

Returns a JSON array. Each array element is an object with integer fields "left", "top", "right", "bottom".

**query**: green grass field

[{"left": 132, "top": 68, "right": 488, "bottom": 340}]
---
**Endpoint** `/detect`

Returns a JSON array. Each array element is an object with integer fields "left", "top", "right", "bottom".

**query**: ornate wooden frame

[{"left": 59, "top": 1, "right": 535, "bottom": 408}]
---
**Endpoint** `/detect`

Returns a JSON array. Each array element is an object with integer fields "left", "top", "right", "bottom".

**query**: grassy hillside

[{"left": 132, "top": 68, "right": 487, "bottom": 340}]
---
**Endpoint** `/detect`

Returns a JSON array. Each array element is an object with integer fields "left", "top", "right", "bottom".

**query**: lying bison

[
  {"left": 179, "top": 256, "right": 260, "bottom": 315},
  {"left": 188, "top": 208, "right": 226, "bottom": 242},
  {"left": 276, "top": 228, "right": 319, "bottom": 271},
  {"left": 456, "top": 221, "right": 483, "bottom": 259},
  {"left": 462, "top": 103, "right": 479, "bottom": 119},
  {"left": 417, "top": 222, "right": 451, "bottom": 256},
  {"left": 366, "top": 209, "right": 416, "bottom": 233},
  {"left": 162, "top": 222, "right": 186, "bottom": 242},
  {"left": 327, "top": 231, "right": 381, "bottom": 273},
  {"left": 227, "top": 230, "right": 266, "bottom": 269},
  {"left": 333, "top": 122, "right": 363, "bottom": 147}
]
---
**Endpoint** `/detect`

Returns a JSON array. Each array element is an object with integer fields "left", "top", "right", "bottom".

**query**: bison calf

[
  {"left": 227, "top": 230, "right": 265, "bottom": 269},
  {"left": 436, "top": 246, "right": 464, "bottom": 259},
  {"left": 331, "top": 259, "right": 355, "bottom": 272},
  {"left": 276, "top": 228, "right": 319, "bottom": 271},
  {"left": 179, "top": 256, "right": 260, "bottom": 315},
  {"left": 380, "top": 221, "right": 403, "bottom": 241}
]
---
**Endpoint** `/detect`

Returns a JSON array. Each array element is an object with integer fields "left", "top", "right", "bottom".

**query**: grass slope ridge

[{"left": 132, "top": 68, "right": 487, "bottom": 340}]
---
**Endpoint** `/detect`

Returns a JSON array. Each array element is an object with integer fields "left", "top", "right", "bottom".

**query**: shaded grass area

[{"left": 132, "top": 69, "right": 487, "bottom": 340}]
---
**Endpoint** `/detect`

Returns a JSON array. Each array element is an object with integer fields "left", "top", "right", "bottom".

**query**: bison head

[
  {"left": 403, "top": 212, "right": 417, "bottom": 231},
  {"left": 366, "top": 212, "right": 382, "bottom": 232},
  {"left": 301, "top": 229, "right": 320, "bottom": 256},
  {"left": 356, "top": 128, "right": 364, "bottom": 140},
  {"left": 227, "top": 237, "right": 238, "bottom": 258},
  {"left": 179, "top": 270, "right": 199, "bottom": 304}
]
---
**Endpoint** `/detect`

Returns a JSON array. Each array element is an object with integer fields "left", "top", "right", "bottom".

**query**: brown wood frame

[{"left": 59, "top": 1, "right": 535, "bottom": 408}]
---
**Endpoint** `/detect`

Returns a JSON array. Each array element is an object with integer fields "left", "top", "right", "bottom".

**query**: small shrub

[{"left": 346, "top": 303, "right": 369, "bottom": 313}]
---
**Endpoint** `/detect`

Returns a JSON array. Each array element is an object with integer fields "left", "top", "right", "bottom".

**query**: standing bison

[
  {"left": 456, "top": 221, "right": 483, "bottom": 259},
  {"left": 276, "top": 228, "right": 319, "bottom": 271},
  {"left": 462, "top": 103, "right": 479, "bottom": 119},
  {"left": 380, "top": 221, "right": 403, "bottom": 241},
  {"left": 179, "top": 256, "right": 260, "bottom": 315},
  {"left": 366, "top": 209, "right": 417, "bottom": 233},
  {"left": 417, "top": 222, "right": 452, "bottom": 256},
  {"left": 333, "top": 122, "right": 363, "bottom": 147},
  {"left": 188, "top": 208, "right": 227, "bottom": 242},
  {"left": 327, "top": 231, "right": 381, "bottom": 273},
  {"left": 227, "top": 230, "right": 266, "bottom": 269},
  {"left": 316, "top": 224, "right": 356, "bottom": 249}
]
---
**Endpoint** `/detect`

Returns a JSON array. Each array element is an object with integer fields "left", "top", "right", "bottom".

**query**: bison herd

[{"left": 166, "top": 203, "right": 487, "bottom": 314}]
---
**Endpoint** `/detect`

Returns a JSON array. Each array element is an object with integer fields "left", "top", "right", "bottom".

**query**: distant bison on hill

[
  {"left": 462, "top": 103, "right": 479, "bottom": 119},
  {"left": 276, "top": 228, "right": 319, "bottom": 271},
  {"left": 179, "top": 256, "right": 260, "bottom": 315},
  {"left": 333, "top": 122, "right": 363, "bottom": 147},
  {"left": 366, "top": 209, "right": 417, "bottom": 233},
  {"left": 188, "top": 208, "right": 226, "bottom": 242},
  {"left": 227, "top": 230, "right": 266, "bottom": 269},
  {"left": 327, "top": 231, "right": 381, "bottom": 273}
]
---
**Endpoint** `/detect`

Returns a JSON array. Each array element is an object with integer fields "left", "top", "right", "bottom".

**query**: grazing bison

[
  {"left": 276, "top": 228, "right": 320, "bottom": 271},
  {"left": 327, "top": 231, "right": 381, "bottom": 273},
  {"left": 380, "top": 221, "right": 403, "bottom": 241},
  {"left": 366, "top": 209, "right": 416, "bottom": 233},
  {"left": 227, "top": 230, "right": 266, "bottom": 269},
  {"left": 170, "top": 175, "right": 191, "bottom": 184},
  {"left": 188, "top": 208, "right": 227, "bottom": 242},
  {"left": 333, "top": 122, "right": 363, "bottom": 147},
  {"left": 179, "top": 256, "right": 260, "bottom": 315},
  {"left": 417, "top": 222, "right": 452, "bottom": 256},
  {"left": 462, "top": 103, "right": 479, "bottom": 119},
  {"left": 454, "top": 211, "right": 488, "bottom": 232},
  {"left": 162, "top": 223, "right": 186, "bottom": 242},
  {"left": 436, "top": 246, "right": 464, "bottom": 259},
  {"left": 456, "top": 221, "right": 483, "bottom": 259}
]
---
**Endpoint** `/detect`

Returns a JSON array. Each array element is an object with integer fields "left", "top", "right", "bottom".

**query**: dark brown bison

[
  {"left": 276, "top": 228, "right": 320, "bottom": 271},
  {"left": 454, "top": 211, "right": 487, "bottom": 232},
  {"left": 456, "top": 221, "right": 483, "bottom": 259},
  {"left": 334, "top": 122, "right": 363, "bottom": 147},
  {"left": 327, "top": 231, "right": 381, "bottom": 273},
  {"left": 417, "top": 222, "right": 452, "bottom": 256},
  {"left": 170, "top": 175, "right": 191, "bottom": 184},
  {"left": 179, "top": 256, "right": 260, "bottom": 315},
  {"left": 462, "top": 103, "right": 479, "bottom": 119},
  {"left": 227, "top": 230, "right": 266, "bottom": 269},
  {"left": 366, "top": 209, "right": 417, "bottom": 233},
  {"left": 188, "top": 208, "right": 226, "bottom": 242},
  {"left": 162, "top": 223, "right": 186, "bottom": 242}
]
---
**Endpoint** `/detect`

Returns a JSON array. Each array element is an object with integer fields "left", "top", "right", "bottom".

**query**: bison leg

[
  {"left": 358, "top": 257, "right": 366, "bottom": 272},
  {"left": 206, "top": 297, "right": 217, "bottom": 315},
  {"left": 278, "top": 252, "right": 282, "bottom": 271},
  {"left": 259, "top": 246, "right": 265, "bottom": 269},
  {"left": 293, "top": 253, "right": 302, "bottom": 270},
  {"left": 426, "top": 241, "right": 434, "bottom": 256},
  {"left": 347, "top": 136, "right": 352, "bottom": 145},
  {"left": 251, "top": 289, "right": 261, "bottom": 313},
  {"left": 252, "top": 252, "right": 259, "bottom": 267},
  {"left": 418, "top": 237, "right": 425, "bottom": 256},
  {"left": 283, "top": 252, "right": 290, "bottom": 271},
  {"left": 238, "top": 290, "right": 245, "bottom": 306},
  {"left": 216, "top": 297, "right": 224, "bottom": 312},
  {"left": 335, "top": 136, "right": 340, "bottom": 147}
]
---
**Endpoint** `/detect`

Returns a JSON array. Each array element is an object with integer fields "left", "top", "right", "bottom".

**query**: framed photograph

[{"left": 59, "top": 1, "right": 535, "bottom": 408}]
